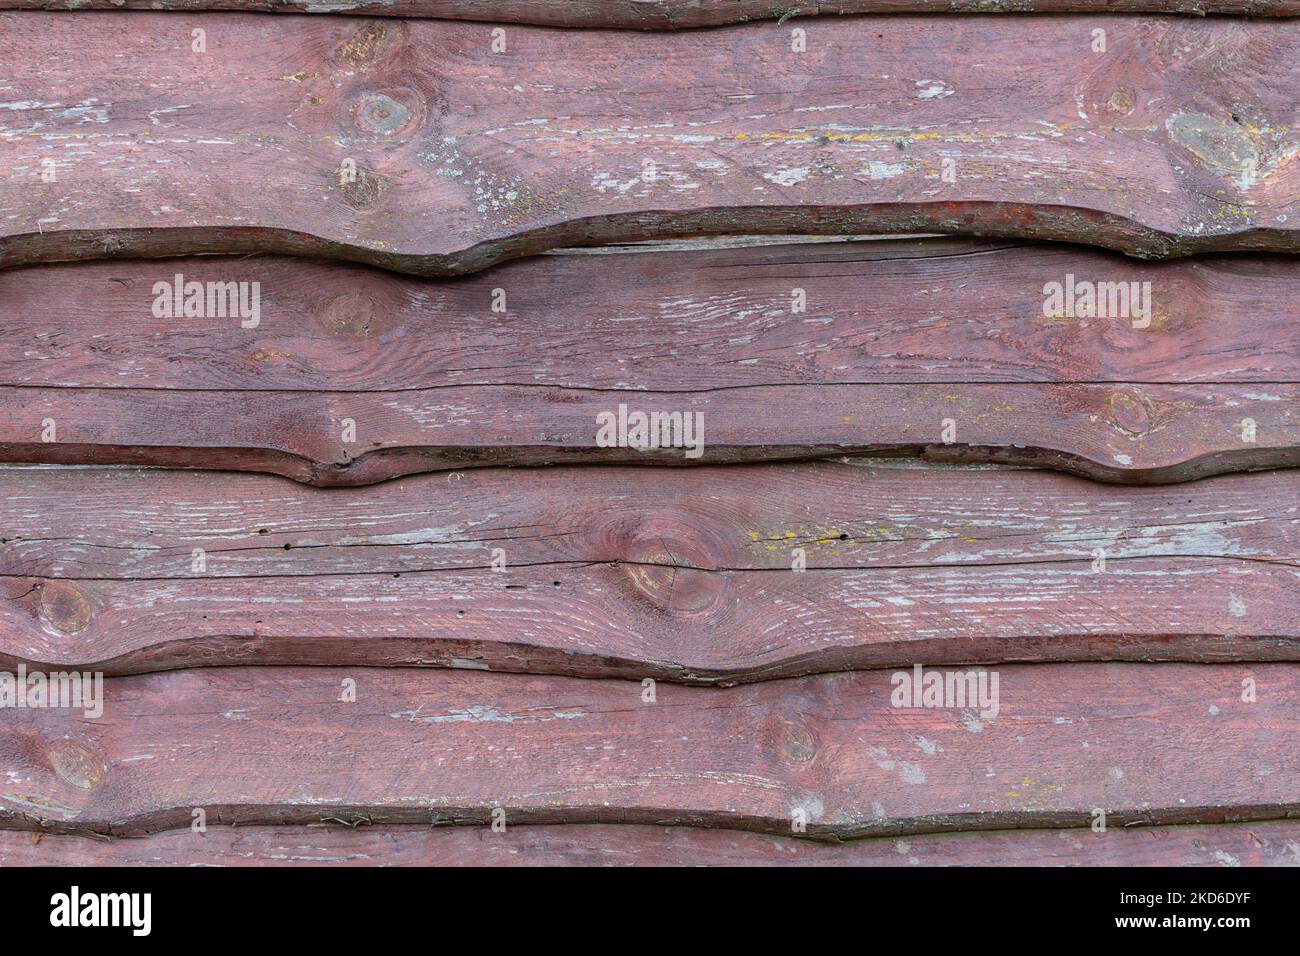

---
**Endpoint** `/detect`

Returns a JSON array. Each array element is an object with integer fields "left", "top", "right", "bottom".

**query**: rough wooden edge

[{"left": 4, "top": 820, "right": 1299, "bottom": 867}]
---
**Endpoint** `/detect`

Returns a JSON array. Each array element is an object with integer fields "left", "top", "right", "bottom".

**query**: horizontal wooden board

[
  {"left": 1, "top": 15, "right": 1297, "bottom": 273},
  {"left": 1, "top": 461, "right": 1297, "bottom": 679},
  {"left": 0, "top": 662, "right": 1294, "bottom": 837},
  {"left": 10, "top": 242, "right": 1300, "bottom": 390},
  {"left": 5, "top": 242, "right": 1297, "bottom": 485},
  {"left": 3, "top": 1, "right": 1299, "bottom": 27},
  {"left": 4, "top": 820, "right": 1298, "bottom": 867},
  {"left": 8, "top": 381, "right": 1295, "bottom": 485}
]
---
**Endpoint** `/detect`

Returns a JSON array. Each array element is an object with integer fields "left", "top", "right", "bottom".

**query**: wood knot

[
  {"left": 351, "top": 89, "right": 426, "bottom": 141},
  {"left": 1106, "top": 390, "right": 1156, "bottom": 438},
  {"left": 317, "top": 290, "right": 385, "bottom": 338},
  {"left": 38, "top": 582, "right": 93, "bottom": 635},
  {"left": 49, "top": 743, "right": 106, "bottom": 791},
  {"left": 760, "top": 714, "right": 822, "bottom": 770},
  {"left": 781, "top": 721, "right": 820, "bottom": 764},
  {"left": 1107, "top": 89, "right": 1134, "bottom": 115},
  {"left": 621, "top": 526, "right": 725, "bottom": 616},
  {"left": 250, "top": 347, "right": 289, "bottom": 364}
]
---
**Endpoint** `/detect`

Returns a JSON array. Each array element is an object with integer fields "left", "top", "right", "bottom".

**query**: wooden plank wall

[{"left": 0, "top": 4, "right": 1297, "bottom": 867}]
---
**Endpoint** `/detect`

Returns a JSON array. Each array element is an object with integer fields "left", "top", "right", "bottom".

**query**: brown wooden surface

[
  {"left": 5, "top": 820, "right": 1299, "bottom": 867},
  {"left": 3, "top": 1, "right": 1298, "bottom": 26},
  {"left": 10, "top": 241, "right": 1300, "bottom": 390},
  {"left": 2, "top": 461, "right": 1297, "bottom": 679},
  {"left": 5, "top": 241, "right": 1297, "bottom": 485},
  {"left": 2, "top": 15, "right": 1298, "bottom": 274},
  {"left": 1, "top": 662, "right": 1294, "bottom": 838},
  {"left": 10, "top": 381, "right": 1296, "bottom": 485}
]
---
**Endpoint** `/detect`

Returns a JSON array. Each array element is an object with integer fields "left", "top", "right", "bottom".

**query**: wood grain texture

[
  {"left": 2, "top": 15, "right": 1298, "bottom": 273},
  {"left": 5, "top": 820, "right": 1299, "bottom": 867},
  {"left": 2, "top": 461, "right": 1296, "bottom": 680},
  {"left": 10, "top": 241, "right": 1300, "bottom": 390},
  {"left": 3, "top": 1, "right": 1299, "bottom": 27},
  {"left": 10, "top": 381, "right": 1296, "bottom": 484},
  {"left": 0, "top": 662, "right": 1294, "bottom": 837},
  {"left": 4, "top": 241, "right": 1296, "bottom": 485}
]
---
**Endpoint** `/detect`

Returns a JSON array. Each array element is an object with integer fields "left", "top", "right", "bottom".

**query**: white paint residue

[
  {"left": 763, "top": 166, "right": 810, "bottom": 187},
  {"left": 915, "top": 80, "right": 954, "bottom": 100},
  {"left": 860, "top": 161, "right": 908, "bottom": 180},
  {"left": 392, "top": 704, "right": 585, "bottom": 724},
  {"left": 899, "top": 762, "right": 927, "bottom": 785}
]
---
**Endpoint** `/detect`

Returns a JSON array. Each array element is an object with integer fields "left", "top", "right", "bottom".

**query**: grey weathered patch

[{"left": 1166, "top": 112, "right": 1260, "bottom": 188}]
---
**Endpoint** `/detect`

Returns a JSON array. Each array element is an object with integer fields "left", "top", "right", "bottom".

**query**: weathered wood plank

[
  {"left": 0, "top": 663, "right": 1294, "bottom": 837},
  {"left": 3, "top": 1, "right": 1299, "bottom": 27},
  {"left": 9, "top": 242, "right": 1300, "bottom": 390},
  {"left": 2, "top": 15, "right": 1297, "bottom": 273},
  {"left": 5, "top": 820, "right": 1298, "bottom": 867},
  {"left": 9, "top": 557, "right": 1299, "bottom": 679},
  {"left": 9, "top": 459, "right": 1296, "bottom": 577},
  {"left": 7, "top": 381, "right": 1294, "bottom": 485},
  {"left": 2, "top": 460, "right": 1296, "bottom": 679},
  {"left": 5, "top": 242, "right": 1296, "bottom": 485}
]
